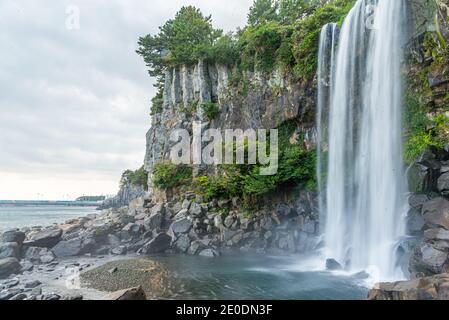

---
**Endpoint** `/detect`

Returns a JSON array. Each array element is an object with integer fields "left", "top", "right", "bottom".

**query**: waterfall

[
  {"left": 316, "top": 23, "right": 339, "bottom": 220},
  {"left": 317, "top": 0, "right": 409, "bottom": 279}
]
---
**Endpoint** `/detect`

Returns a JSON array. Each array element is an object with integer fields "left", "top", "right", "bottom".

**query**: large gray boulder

[
  {"left": 189, "top": 202, "right": 203, "bottom": 217},
  {"left": 24, "top": 247, "right": 56, "bottom": 264},
  {"left": 141, "top": 233, "right": 172, "bottom": 254},
  {"left": 0, "top": 243, "right": 20, "bottom": 259},
  {"left": 0, "top": 258, "right": 20, "bottom": 279},
  {"left": 52, "top": 238, "right": 83, "bottom": 257},
  {"left": 174, "top": 234, "right": 191, "bottom": 253},
  {"left": 170, "top": 218, "right": 193, "bottom": 234},
  {"left": 410, "top": 243, "right": 448, "bottom": 275},
  {"left": 27, "top": 228, "right": 62, "bottom": 248},
  {"left": 422, "top": 198, "right": 449, "bottom": 230},
  {"left": 438, "top": 172, "right": 449, "bottom": 196},
  {"left": 1, "top": 230, "right": 26, "bottom": 245},
  {"left": 144, "top": 211, "right": 163, "bottom": 231}
]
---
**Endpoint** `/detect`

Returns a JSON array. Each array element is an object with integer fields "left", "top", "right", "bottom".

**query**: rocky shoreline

[{"left": 0, "top": 189, "right": 320, "bottom": 300}]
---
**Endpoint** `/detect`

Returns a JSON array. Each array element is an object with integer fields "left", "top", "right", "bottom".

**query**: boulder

[
  {"left": 144, "top": 211, "right": 163, "bottom": 231},
  {"left": 411, "top": 243, "right": 448, "bottom": 275},
  {"left": 182, "top": 199, "right": 192, "bottom": 210},
  {"left": 24, "top": 247, "right": 56, "bottom": 264},
  {"left": 408, "top": 194, "right": 430, "bottom": 209},
  {"left": 424, "top": 228, "right": 449, "bottom": 241},
  {"left": 104, "top": 286, "right": 147, "bottom": 300},
  {"left": 199, "top": 249, "right": 219, "bottom": 258},
  {"left": 407, "top": 208, "right": 425, "bottom": 235},
  {"left": 142, "top": 233, "right": 172, "bottom": 254},
  {"left": 0, "top": 258, "right": 20, "bottom": 279},
  {"left": 369, "top": 273, "right": 449, "bottom": 300},
  {"left": 27, "top": 228, "right": 62, "bottom": 248},
  {"left": 422, "top": 198, "right": 449, "bottom": 230},
  {"left": 24, "top": 280, "right": 41, "bottom": 289},
  {"left": 326, "top": 258, "right": 343, "bottom": 271},
  {"left": 188, "top": 240, "right": 206, "bottom": 255},
  {"left": 189, "top": 202, "right": 203, "bottom": 217},
  {"left": 174, "top": 234, "right": 191, "bottom": 253},
  {"left": 170, "top": 218, "right": 193, "bottom": 234},
  {"left": 438, "top": 172, "right": 449, "bottom": 196},
  {"left": 52, "top": 238, "right": 83, "bottom": 258},
  {"left": 1, "top": 230, "right": 26, "bottom": 245},
  {"left": 0, "top": 243, "right": 20, "bottom": 259},
  {"left": 121, "top": 223, "right": 143, "bottom": 240}
]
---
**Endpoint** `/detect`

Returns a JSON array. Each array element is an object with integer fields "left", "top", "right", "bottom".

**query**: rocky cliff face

[
  {"left": 99, "top": 181, "right": 146, "bottom": 210},
  {"left": 144, "top": 61, "right": 316, "bottom": 193}
]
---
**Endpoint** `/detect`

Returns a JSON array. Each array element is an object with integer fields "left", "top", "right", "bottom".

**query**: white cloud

[{"left": 0, "top": 0, "right": 252, "bottom": 200}]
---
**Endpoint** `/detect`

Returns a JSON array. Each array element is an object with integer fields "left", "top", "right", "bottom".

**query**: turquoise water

[
  {"left": 153, "top": 255, "right": 369, "bottom": 300},
  {"left": 0, "top": 205, "right": 97, "bottom": 232}
]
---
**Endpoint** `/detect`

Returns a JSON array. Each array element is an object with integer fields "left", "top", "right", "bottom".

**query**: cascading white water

[
  {"left": 317, "top": 0, "right": 409, "bottom": 279},
  {"left": 316, "top": 23, "right": 338, "bottom": 218}
]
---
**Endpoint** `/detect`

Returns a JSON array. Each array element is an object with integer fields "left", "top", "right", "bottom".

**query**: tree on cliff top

[
  {"left": 137, "top": 6, "right": 222, "bottom": 77},
  {"left": 247, "top": 0, "right": 315, "bottom": 26}
]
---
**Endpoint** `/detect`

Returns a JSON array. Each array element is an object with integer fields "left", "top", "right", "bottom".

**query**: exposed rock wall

[
  {"left": 144, "top": 61, "right": 316, "bottom": 192},
  {"left": 98, "top": 181, "right": 146, "bottom": 210}
]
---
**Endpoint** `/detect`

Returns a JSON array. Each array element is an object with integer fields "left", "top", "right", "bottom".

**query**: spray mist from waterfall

[{"left": 317, "top": 0, "right": 409, "bottom": 279}]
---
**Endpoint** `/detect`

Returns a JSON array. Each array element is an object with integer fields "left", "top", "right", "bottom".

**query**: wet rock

[
  {"left": 422, "top": 198, "right": 449, "bottom": 230},
  {"left": 408, "top": 194, "right": 430, "bottom": 209},
  {"left": 24, "top": 247, "right": 56, "bottom": 264},
  {"left": 103, "top": 286, "right": 146, "bottom": 300},
  {"left": 407, "top": 208, "right": 425, "bottom": 235},
  {"left": 410, "top": 243, "right": 448, "bottom": 275},
  {"left": 111, "top": 246, "right": 127, "bottom": 256},
  {"left": 0, "top": 242, "right": 20, "bottom": 259},
  {"left": 424, "top": 228, "right": 449, "bottom": 241},
  {"left": 188, "top": 240, "right": 206, "bottom": 255},
  {"left": 170, "top": 218, "right": 193, "bottom": 234},
  {"left": 43, "top": 293, "right": 61, "bottom": 300},
  {"left": 174, "top": 234, "right": 191, "bottom": 253},
  {"left": 1, "top": 230, "right": 26, "bottom": 245},
  {"left": 27, "top": 228, "right": 62, "bottom": 248},
  {"left": 24, "top": 280, "right": 41, "bottom": 289},
  {"left": 326, "top": 259, "right": 343, "bottom": 271},
  {"left": 0, "top": 288, "right": 23, "bottom": 300},
  {"left": 369, "top": 273, "right": 449, "bottom": 300},
  {"left": 9, "top": 293, "right": 27, "bottom": 300},
  {"left": 141, "top": 233, "right": 172, "bottom": 254},
  {"left": 0, "top": 258, "right": 20, "bottom": 279},
  {"left": 199, "top": 249, "right": 219, "bottom": 258}
]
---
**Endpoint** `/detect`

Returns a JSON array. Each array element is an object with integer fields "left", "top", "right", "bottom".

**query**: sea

[{"left": 0, "top": 202, "right": 98, "bottom": 233}]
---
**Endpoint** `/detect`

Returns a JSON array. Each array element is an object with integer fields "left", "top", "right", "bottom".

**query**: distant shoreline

[{"left": 0, "top": 200, "right": 101, "bottom": 208}]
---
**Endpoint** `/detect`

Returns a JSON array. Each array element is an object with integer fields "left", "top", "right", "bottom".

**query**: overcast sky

[{"left": 0, "top": 0, "right": 252, "bottom": 200}]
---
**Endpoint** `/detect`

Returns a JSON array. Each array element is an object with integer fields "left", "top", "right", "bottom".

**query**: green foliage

[
  {"left": 291, "top": 0, "right": 356, "bottom": 80},
  {"left": 201, "top": 102, "right": 220, "bottom": 120},
  {"left": 247, "top": 0, "right": 279, "bottom": 26},
  {"left": 137, "top": 6, "right": 222, "bottom": 69},
  {"left": 404, "top": 30, "right": 449, "bottom": 163},
  {"left": 192, "top": 122, "right": 316, "bottom": 202},
  {"left": 121, "top": 166, "right": 149, "bottom": 190},
  {"left": 153, "top": 162, "right": 192, "bottom": 189}
]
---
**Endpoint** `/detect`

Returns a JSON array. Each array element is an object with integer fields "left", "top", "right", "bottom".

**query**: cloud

[{"left": 0, "top": 0, "right": 252, "bottom": 200}]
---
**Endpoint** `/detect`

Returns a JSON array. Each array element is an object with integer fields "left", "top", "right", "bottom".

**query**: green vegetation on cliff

[
  {"left": 121, "top": 166, "right": 149, "bottom": 191},
  {"left": 404, "top": 30, "right": 449, "bottom": 163},
  {"left": 137, "top": 0, "right": 356, "bottom": 115}
]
